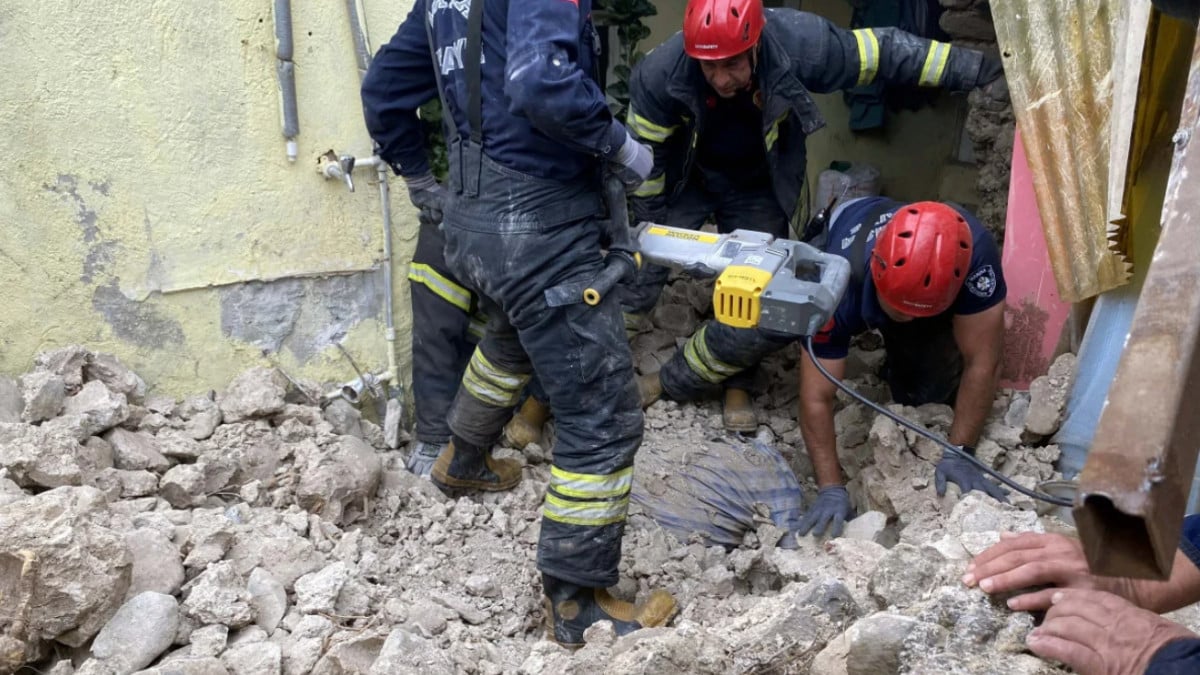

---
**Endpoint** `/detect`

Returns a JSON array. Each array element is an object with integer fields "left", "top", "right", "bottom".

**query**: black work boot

[
  {"left": 541, "top": 573, "right": 677, "bottom": 648},
  {"left": 430, "top": 438, "right": 522, "bottom": 493}
]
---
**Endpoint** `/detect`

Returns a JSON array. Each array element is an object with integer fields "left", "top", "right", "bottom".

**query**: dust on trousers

[
  {"left": 406, "top": 221, "right": 485, "bottom": 445},
  {"left": 441, "top": 149, "right": 644, "bottom": 588}
]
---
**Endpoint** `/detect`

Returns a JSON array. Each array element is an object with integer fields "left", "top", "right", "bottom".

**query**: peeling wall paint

[{"left": 0, "top": 0, "right": 420, "bottom": 396}]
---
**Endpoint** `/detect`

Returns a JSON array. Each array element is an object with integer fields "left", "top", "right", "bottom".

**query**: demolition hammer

[{"left": 633, "top": 223, "right": 850, "bottom": 337}]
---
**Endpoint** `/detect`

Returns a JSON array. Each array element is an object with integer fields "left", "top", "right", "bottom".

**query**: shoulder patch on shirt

[{"left": 966, "top": 265, "right": 997, "bottom": 298}]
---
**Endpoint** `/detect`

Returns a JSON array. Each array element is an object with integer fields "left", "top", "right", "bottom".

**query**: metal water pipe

[{"left": 273, "top": 0, "right": 300, "bottom": 162}]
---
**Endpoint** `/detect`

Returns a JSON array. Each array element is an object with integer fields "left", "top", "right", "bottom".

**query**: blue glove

[
  {"left": 935, "top": 446, "right": 1009, "bottom": 502},
  {"left": 404, "top": 173, "right": 447, "bottom": 228},
  {"left": 609, "top": 131, "right": 653, "bottom": 193},
  {"left": 795, "top": 485, "right": 856, "bottom": 538}
]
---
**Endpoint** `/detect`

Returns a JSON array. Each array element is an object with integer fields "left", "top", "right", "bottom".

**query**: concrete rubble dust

[{"left": 2, "top": 289, "right": 1197, "bottom": 675}]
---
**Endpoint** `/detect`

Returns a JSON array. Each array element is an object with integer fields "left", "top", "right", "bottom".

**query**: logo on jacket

[{"left": 966, "top": 265, "right": 997, "bottom": 298}]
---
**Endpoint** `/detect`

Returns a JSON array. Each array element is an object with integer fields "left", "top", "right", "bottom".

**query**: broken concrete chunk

[
  {"left": 1024, "top": 353, "right": 1077, "bottom": 437},
  {"left": 221, "top": 641, "right": 282, "bottom": 675},
  {"left": 20, "top": 371, "right": 66, "bottom": 423},
  {"left": 188, "top": 624, "right": 230, "bottom": 658},
  {"left": 844, "top": 511, "right": 888, "bottom": 545},
  {"left": 206, "top": 425, "right": 280, "bottom": 486},
  {"left": 0, "top": 474, "right": 25, "bottom": 508},
  {"left": 846, "top": 612, "right": 919, "bottom": 675},
  {"left": 294, "top": 562, "right": 351, "bottom": 615},
  {"left": 248, "top": 567, "right": 288, "bottom": 634},
  {"left": 322, "top": 398, "right": 364, "bottom": 439},
  {"left": 177, "top": 394, "right": 223, "bottom": 440},
  {"left": 157, "top": 430, "right": 206, "bottom": 461},
  {"left": 160, "top": 464, "right": 209, "bottom": 509},
  {"left": 183, "top": 561, "right": 254, "bottom": 628},
  {"left": 85, "top": 352, "right": 147, "bottom": 404},
  {"left": 369, "top": 629, "right": 455, "bottom": 675},
  {"left": 124, "top": 528, "right": 185, "bottom": 599},
  {"left": 227, "top": 530, "right": 326, "bottom": 588},
  {"left": 0, "top": 486, "right": 132, "bottom": 647},
  {"left": 116, "top": 469, "right": 160, "bottom": 498},
  {"left": 382, "top": 398, "right": 406, "bottom": 449},
  {"left": 104, "top": 428, "right": 170, "bottom": 472},
  {"left": 90, "top": 592, "right": 180, "bottom": 672},
  {"left": 34, "top": 345, "right": 90, "bottom": 389},
  {"left": 62, "top": 380, "right": 130, "bottom": 436},
  {"left": 295, "top": 436, "right": 381, "bottom": 525},
  {"left": 135, "top": 657, "right": 231, "bottom": 675},
  {"left": 218, "top": 368, "right": 289, "bottom": 423},
  {"left": 0, "top": 377, "right": 23, "bottom": 423},
  {"left": 0, "top": 423, "right": 85, "bottom": 488},
  {"left": 868, "top": 544, "right": 948, "bottom": 610},
  {"left": 311, "top": 631, "right": 388, "bottom": 675}
]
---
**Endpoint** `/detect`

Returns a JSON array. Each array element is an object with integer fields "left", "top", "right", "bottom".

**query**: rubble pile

[{"left": 0, "top": 328, "right": 1178, "bottom": 674}]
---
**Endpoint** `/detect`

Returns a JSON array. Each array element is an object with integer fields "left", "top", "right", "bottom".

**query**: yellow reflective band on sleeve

[
  {"left": 550, "top": 466, "right": 633, "bottom": 499},
  {"left": 460, "top": 348, "right": 530, "bottom": 408},
  {"left": 764, "top": 112, "right": 788, "bottom": 152},
  {"left": 919, "top": 40, "right": 951, "bottom": 87},
  {"left": 852, "top": 29, "right": 880, "bottom": 86},
  {"left": 467, "top": 317, "right": 486, "bottom": 341},
  {"left": 633, "top": 174, "right": 665, "bottom": 197},
  {"left": 627, "top": 105, "right": 678, "bottom": 144},
  {"left": 682, "top": 325, "right": 742, "bottom": 384},
  {"left": 407, "top": 263, "right": 471, "bottom": 313},
  {"left": 543, "top": 493, "right": 629, "bottom": 527}
]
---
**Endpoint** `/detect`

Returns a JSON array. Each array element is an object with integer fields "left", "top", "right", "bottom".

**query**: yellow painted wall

[
  {"left": 638, "top": 0, "right": 980, "bottom": 206},
  {"left": 0, "top": 0, "right": 421, "bottom": 396}
]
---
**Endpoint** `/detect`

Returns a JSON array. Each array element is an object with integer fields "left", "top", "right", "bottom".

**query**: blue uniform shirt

[{"left": 811, "top": 196, "right": 1006, "bottom": 360}]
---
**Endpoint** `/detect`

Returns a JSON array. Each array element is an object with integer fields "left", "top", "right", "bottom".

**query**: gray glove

[
  {"left": 795, "top": 485, "right": 856, "bottom": 538},
  {"left": 609, "top": 131, "right": 653, "bottom": 193},
  {"left": 406, "top": 440, "right": 445, "bottom": 479},
  {"left": 404, "top": 173, "right": 447, "bottom": 228},
  {"left": 935, "top": 446, "right": 1009, "bottom": 502}
]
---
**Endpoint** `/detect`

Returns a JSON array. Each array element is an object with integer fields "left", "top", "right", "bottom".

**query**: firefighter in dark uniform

[
  {"left": 651, "top": 196, "right": 1010, "bottom": 537},
  {"left": 394, "top": 185, "right": 486, "bottom": 477},
  {"left": 627, "top": 0, "right": 1005, "bottom": 432},
  {"left": 361, "top": 0, "right": 676, "bottom": 647}
]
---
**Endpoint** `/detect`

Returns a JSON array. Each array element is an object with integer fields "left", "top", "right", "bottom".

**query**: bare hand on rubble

[
  {"left": 1025, "top": 589, "right": 1196, "bottom": 675},
  {"left": 961, "top": 531, "right": 1131, "bottom": 610}
]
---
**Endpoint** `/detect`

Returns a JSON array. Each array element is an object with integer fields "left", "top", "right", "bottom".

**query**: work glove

[
  {"left": 609, "top": 131, "right": 653, "bottom": 193},
  {"left": 977, "top": 55, "right": 1009, "bottom": 101},
  {"left": 405, "top": 440, "right": 445, "bottom": 479},
  {"left": 935, "top": 446, "right": 1009, "bottom": 502},
  {"left": 795, "top": 485, "right": 856, "bottom": 538},
  {"left": 404, "top": 173, "right": 447, "bottom": 228}
]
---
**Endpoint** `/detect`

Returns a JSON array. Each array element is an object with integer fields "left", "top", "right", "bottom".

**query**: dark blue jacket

[
  {"left": 627, "top": 9, "right": 1002, "bottom": 225},
  {"left": 362, "top": 0, "right": 626, "bottom": 182},
  {"left": 811, "top": 197, "right": 1006, "bottom": 360}
]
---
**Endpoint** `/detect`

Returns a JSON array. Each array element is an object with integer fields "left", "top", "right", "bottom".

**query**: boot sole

[
  {"left": 430, "top": 472, "right": 522, "bottom": 494},
  {"left": 723, "top": 418, "right": 758, "bottom": 433},
  {"left": 542, "top": 591, "right": 679, "bottom": 649}
]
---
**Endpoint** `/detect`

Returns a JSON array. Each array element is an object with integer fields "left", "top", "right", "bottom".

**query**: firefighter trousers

[{"left": 442, "top": 147, "right": 643, "bottom": 588}]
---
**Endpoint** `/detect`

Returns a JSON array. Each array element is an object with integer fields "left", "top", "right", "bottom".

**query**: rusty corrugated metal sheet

[{"left": 992, "top": 1, "right": 1131, "bottom": 302}]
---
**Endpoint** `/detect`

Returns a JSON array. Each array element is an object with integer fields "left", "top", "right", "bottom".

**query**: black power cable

[{"left": 803, "top": 335, "right": 1074, "bottom": 508}]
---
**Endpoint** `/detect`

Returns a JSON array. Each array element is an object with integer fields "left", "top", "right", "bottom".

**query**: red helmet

[
  {"left": 684, "top": 0, "right": 765, "bottom": 60},
  {"left": 871, "top": 202, "right": 973, "bottom": 318}
]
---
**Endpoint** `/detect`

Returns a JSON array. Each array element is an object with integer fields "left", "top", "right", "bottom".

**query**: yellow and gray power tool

[{"left": 634, "top": 223, "right": 850, "bottom": 337}]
